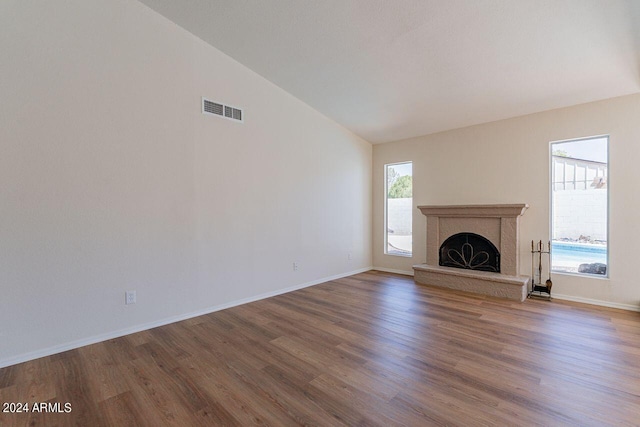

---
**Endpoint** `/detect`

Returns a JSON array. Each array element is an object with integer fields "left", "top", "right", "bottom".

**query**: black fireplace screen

[{"left": 439, "top": 232, "right": 500, "bottom": 272}]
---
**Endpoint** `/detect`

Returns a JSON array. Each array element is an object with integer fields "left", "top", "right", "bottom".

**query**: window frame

[
  {"left": 549, "top": 135, "right": 609, "bottom": 278},
  {"left": 384, "top": 161, "right": 413, "bottom": 257}
]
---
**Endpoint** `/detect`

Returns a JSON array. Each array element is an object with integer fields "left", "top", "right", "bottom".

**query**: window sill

[{"left": 385, "top": 252, "right": 413, "bottom": 258}]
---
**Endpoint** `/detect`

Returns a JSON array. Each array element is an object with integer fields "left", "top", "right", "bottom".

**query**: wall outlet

[
  {"left": 348, "top": 253, "right": 352, "bottom": 261},
  {"left": 125, "top": 291, "right": 136, "bottom": 305},
  {"left": 293, "top": 261, "right": 299, "bottom": 271}
]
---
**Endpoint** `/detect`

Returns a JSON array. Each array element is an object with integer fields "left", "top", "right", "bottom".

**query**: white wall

[
  {"left": 373, "top": 93, "right": 640, "bottom": 309},
  {"left": 553, "top": 190, "right": 608, "bottom": 241},
  {"left": 0, "top": 0, "right": 372, "bottom": 367}
]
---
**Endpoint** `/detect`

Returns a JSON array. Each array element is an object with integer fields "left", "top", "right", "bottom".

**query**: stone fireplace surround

[{"left": 413, "top": 204, "right": 530, "bottom": 301}]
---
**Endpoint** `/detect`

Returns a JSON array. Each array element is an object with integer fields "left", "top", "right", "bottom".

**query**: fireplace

[
  {"left": 440, "top": 232, "right": 500, "bottom": 272},
  {"left": 413, "top": 204, "right": 530, "bottom": 301}
]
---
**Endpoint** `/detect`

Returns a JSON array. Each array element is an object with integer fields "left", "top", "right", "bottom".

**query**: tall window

[
  {"left": 551, "top": 136, "right": 608, "bottom": 276},
  {"left": 385, "top": 162, "right": 412, "bottom": 256}
]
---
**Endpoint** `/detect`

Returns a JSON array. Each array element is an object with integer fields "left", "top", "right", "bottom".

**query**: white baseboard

[
  {"left": 551, "top": 293, "right": 640, "bottom": 312},
  {"left": 371, "top": 267, "right": 415, "bottom": 276},
  {"left": 0, "top": 266, "right": 373, "bottom": 369},
  {"left": 8, "top": 266, "right": 635, "bottom": 369}
]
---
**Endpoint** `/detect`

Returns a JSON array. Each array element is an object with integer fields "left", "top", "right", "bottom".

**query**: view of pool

[{"left": 551, "top": 241, "right": 607, "bottom": 273}]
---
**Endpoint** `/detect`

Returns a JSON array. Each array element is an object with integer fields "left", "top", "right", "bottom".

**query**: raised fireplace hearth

[{"left": 413, "top": 204, "right": 530, "bottom": 301}]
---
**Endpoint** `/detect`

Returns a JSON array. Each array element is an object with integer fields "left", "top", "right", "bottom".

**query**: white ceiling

[{"left": 139, "top": 0, "right": 640, "bottom": 144}]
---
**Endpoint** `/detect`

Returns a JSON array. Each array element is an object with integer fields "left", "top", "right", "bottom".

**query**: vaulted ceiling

[{"left": 139, "top": 0, "right": 640, "bottom": 144}]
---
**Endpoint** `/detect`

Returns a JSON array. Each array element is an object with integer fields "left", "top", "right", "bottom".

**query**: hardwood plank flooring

[{"left": 1, "top": 271, "right": 639, "bottom": 426}]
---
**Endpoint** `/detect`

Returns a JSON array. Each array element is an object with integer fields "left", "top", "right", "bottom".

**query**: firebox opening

[{"left": 439, "top": 232, "right": 500, "bottom": 272}]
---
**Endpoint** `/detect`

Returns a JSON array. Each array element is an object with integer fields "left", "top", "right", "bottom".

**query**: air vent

[
  {"left": 202, "top": 97, "right": 243, "bottom": 123},
  {"left": 203, "top": 99, "right": 223, "bottom": 116}
]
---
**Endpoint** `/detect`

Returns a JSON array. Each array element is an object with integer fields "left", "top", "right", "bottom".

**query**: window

[
  {"left": 550, "top": 136, "right": 608, "bottom": 276},
  {"left": 385, "top": 162, "right": 412, "bottom": 256}
]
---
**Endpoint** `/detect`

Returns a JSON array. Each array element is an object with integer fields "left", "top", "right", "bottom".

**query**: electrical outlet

[
  {"left": 125, "top": 291, "right": 136, "bottom": 305},
  {"left": 348, "top": 253, "right": 352, "bottom": 261},
  {"left": 293, "top": 262, "right": 299, "bottom": 271}
]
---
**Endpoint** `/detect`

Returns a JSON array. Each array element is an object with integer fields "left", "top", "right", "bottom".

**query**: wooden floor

[{"left": 1, "top": 271, "right": 639, "bottom": 426}]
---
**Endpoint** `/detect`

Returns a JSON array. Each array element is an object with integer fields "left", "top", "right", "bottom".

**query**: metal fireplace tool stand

[{"left": 528, "top": 240, "right": 552, "bottom": 300}]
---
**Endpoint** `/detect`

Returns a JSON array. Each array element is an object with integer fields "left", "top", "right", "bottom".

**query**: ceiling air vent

[{"left": 202, "top": 97, "right": 243, "bottom": 123}]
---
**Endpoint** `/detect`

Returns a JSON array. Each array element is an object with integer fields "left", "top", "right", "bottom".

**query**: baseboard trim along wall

[
  {"left": 551, "top": 293, "right": 640, "bottom": 313},
  {"left": 5, "top": 267, "right": 637, "bottom": 368},
  {"left": 0, "top": 266, "right": 373, "bottom": 369}
]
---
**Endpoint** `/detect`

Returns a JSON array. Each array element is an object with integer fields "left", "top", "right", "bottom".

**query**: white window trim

[
  {"left": 384, "top": 161, "right": 413, "bottom": 257},
  {"left": 549, "top": 135, "right": 609, "bottom": 278}
]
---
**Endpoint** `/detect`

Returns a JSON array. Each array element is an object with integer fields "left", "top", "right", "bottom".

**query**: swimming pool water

[{"left": 551, "top": 241, "right": 607, "bottom": 271}]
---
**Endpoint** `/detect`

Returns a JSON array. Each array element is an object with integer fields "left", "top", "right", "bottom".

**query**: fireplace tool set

[{"left": 529, "top": 240, "right": 552, "bottom": 300}]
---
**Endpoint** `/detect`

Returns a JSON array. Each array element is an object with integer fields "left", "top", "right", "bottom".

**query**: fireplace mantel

[
  {"left": 417, "top": 204, "right": 528, "bottom": 218},
  {"left": 413, "top": 203, "right": 529, "bottom": 301}
]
